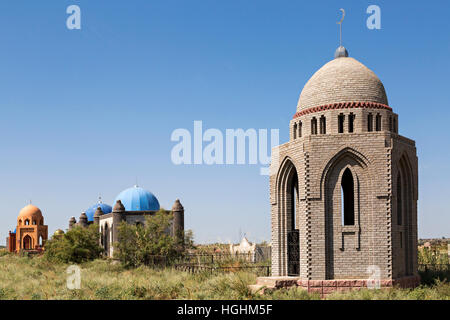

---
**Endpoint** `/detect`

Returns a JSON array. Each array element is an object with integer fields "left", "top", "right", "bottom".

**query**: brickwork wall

[{"left": 271, "top": 107, "right": 418, "bottom": 281}]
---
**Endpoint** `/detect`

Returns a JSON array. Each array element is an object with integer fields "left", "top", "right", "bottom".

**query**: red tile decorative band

[{"left": 293, "top": 101, "right": 392, "bottom": 119}]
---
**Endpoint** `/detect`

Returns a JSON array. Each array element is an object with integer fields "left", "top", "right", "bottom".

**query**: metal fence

[
  {"left": 418, "top": 264, "right": 450, "bottom": 272},
  {"left": 135, "top": 253, "right": 271, "bottom": 268},
  {"left": 177, "top": 253, "right": 270, "bottom": 265},
  {"left": 173, "top": 264, "right": 271, "bottom": 276}
]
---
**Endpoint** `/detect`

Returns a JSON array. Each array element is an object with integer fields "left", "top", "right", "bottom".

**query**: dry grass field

[{"left": 0, "top": 249, "right": 449, "bottom": 300}]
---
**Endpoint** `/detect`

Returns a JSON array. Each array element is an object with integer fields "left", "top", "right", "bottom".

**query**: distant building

[
  {"left": 230, "top": 237, "right": 256, "bottom": 255},
  {"left": 230, "top": 237, "right": 271, "bottom": 262},
  {"left": 69, "top": 185, "right": 184, "bottom": 257},
  {"left": 6, "top": 204, "right": 48, "bottom": 252},
  {"left": 53, "top": 229, "right": 65, "bottom": 239}
]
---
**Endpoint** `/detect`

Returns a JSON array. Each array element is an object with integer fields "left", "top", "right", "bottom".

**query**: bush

[
  {"left": 0, "top": 249, "right": 11, "bottom": 257},
  {"left": 420, "top": 267, "right": 450, "bottom": 285},
  {"left": 115, "top": 210, "right": 191, "bottom": 267},
  {"left": 418, "top": 246, "right": 449, "bottom": 264},
  {"left": 44, "top": 224, "right": 103, "bottom": 263}
]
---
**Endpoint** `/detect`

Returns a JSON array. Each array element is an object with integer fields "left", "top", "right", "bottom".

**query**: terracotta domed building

[{"left": 7, "top": 204, "right": 48, "bottom": 252}]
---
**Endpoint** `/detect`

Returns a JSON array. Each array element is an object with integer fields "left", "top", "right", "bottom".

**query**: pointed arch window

[
  {"left": 290, "top": 171, "right": 299, "bottom": 230},
  {"left": 23, "top": 235, "right": 32, "bottom": 250},
  {"left": 341, "top": 168, "right": 355, "bottom": 226},
  {"left": 397, "top": 173, "right": 403, "bottom": 225},
  {"left": 298, "top": 121, "right": 302, "bottom": 138},
  {"left": 104, "top": 224, "right": 109, "bottom": 254},
  {"left": 293, "top": 123, "right": 297, "bottom": 139}
]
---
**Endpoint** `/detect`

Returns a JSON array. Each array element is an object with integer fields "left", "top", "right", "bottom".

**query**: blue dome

[
  {"left": 85, "top": 203, "right": 112, "bottom": 222},
  {"left": 114, "top": 186, "right": 160, "bottom": 211}
]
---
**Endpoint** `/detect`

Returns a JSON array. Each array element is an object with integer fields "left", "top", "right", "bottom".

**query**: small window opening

[
  {"left": 348, "top": 113, "right": 355, "bottom": 133},
  {"left": 376, "top": 114, "right": 382, "bottom": 131},
  {"left": 311, "top": 117, "right": 318, "bottom": 135},
  {"left": 338, "top": 114, "right": 345, "bottom": 133},
  {"left": 368, "top": 113, "right": 373, "bottom": 132},
  {"left": 320, "top": 116, "right": 326, "bottom": 134}
]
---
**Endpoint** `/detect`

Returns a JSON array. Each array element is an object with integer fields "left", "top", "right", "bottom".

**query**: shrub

[
  {"left": 44, "top": 224, "right": 103, "bottom": 263},
  {"left": 418, "top": 246, "right": 449, "bottom": 264},
  {"left": 0, "top": 249, "right": 11, "bottom": 257},
  {"left": 115, "top": 210, "right": 190, "bottom": 267}
]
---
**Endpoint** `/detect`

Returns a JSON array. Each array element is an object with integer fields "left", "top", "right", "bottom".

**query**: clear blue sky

[{"left": 0, "top": 1, "right": 449, "bottom": 244}]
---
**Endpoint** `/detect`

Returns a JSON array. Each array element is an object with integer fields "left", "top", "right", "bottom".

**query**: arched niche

[{"left": 275, "top": 157, "right": 300, "bottom": 276}]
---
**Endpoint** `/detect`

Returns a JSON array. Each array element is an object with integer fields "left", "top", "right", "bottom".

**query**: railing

[
  {"left": 173, "top": 264, "right": 271, "bottom": 276},
  {"left": 177, "top": 253, "right": 271, "bottom": 264},
  {"left": 418, "top": 264, "right": 450, "bottom": 272}
]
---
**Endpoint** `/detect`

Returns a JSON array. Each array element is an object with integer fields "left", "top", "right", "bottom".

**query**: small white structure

[
  {"left": 230, "top": 237, "right": 271, "bottom": 262},
  {"left": 230, "top": 237, "right": 256, "bottom": 255}
]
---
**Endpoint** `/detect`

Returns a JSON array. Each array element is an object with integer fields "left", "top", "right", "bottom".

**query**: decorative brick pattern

[{"left": 293, "top": 101, "right": 392, "bottom": 119}]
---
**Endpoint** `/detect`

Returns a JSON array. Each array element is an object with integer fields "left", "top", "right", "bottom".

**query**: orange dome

[{"left": 17, "top": 204, "right": 43, "bottom": 225}]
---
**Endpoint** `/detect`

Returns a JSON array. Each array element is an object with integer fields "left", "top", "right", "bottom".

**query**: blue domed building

[
  {"left": 114, "top": 186, "right": 160, "bottom": 212},
  {"left": 68, "top": 185, "right": 184, "bottom": 257},
  {"left": 85, "top": 202, "right": 112, "bottom": 222},
  {"left": 69, "top": 198, "right": 112, "bottom": 228}
]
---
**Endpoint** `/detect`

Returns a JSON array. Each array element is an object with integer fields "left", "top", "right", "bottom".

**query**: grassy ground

[{"left": 0, "top": 251, "right": 449, "bottom": 300}]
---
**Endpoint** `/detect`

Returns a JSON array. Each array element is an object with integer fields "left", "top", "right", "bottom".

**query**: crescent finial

[{"left": 337, "top": 8, "right": 345, "bottom": 25}]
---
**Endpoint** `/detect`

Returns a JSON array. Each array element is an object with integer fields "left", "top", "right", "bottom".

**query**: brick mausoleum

[{"left": 256, "top": 45, "right": 420, "bottom": 296}]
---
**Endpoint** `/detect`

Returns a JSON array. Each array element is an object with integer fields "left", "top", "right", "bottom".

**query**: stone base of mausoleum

[{"left": 250, "top": 275, "right": 420, "bottom": 298}]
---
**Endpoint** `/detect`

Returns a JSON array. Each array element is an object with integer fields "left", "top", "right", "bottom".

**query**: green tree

[
  {"left": 44, "top": 224, "right": 103, "bottom": 263},
  {"left": 115, "top": 210, "right": 193, "bottom": 267},
  {"left": 184, "top": 229, "right": 195, "bottom": 251}
]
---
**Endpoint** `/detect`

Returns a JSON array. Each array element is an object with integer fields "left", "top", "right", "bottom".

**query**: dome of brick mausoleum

[
  {"left": 296, "top": 48, "right": 389, "bottom": 112},
  {"left": 114, "top": 185, "right": 160, "bottom": 212}
]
